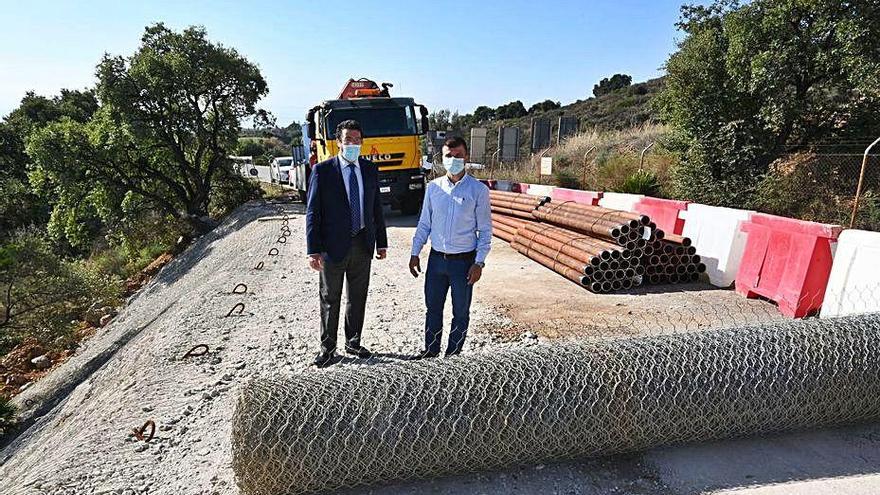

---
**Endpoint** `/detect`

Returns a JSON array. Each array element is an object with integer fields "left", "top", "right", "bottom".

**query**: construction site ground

[{"left": 1, "top": 199, "right": 879, "bottom": 495}]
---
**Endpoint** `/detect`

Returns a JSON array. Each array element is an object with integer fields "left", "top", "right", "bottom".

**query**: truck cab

[{"left": 293, "top": 78, "right": 430, "bottom": 215}]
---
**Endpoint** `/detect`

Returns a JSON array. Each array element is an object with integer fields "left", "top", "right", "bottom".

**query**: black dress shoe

[
  {"left": 344, "top": 344, "right": 372, "bottom": 359},
  {"left": 313, "top": 351, "right": 335, "bottom": 367},
  {"left": 413, "top": 350, "right": 439, "bottom": 360}
]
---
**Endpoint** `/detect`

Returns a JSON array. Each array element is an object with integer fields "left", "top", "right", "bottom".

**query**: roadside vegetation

[
  {"left": 473, "top": 0, "right": 880, "bottom": 231},
  {"left": 0, "top": 24, "right": 270, "bottom": 413}
]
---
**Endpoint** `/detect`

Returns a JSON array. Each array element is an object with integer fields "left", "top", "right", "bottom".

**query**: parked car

[{"left": 270, "top": 157, "right": 293, "bottom": 184}]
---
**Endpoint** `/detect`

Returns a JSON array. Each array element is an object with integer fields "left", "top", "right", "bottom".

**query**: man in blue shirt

[{"left": 409, "top": 136, "right": 492, "bottom": 358}]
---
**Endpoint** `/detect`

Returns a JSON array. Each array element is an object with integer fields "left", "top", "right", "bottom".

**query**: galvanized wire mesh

[{"left": 232, "top": 312, "right": 880, "bottom": 495}]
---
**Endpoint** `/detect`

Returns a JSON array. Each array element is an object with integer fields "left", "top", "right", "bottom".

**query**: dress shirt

[{"left": 411, "top": 173, "right": 492, "bottom": 264}]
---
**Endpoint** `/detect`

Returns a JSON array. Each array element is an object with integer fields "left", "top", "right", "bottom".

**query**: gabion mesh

[{"left": 232, "top": 313, "right": 880, "bottom": 495}]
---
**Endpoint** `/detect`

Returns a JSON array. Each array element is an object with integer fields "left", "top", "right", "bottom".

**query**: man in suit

[{"left": 306, "top": 119, "right": 388, "bottom": 367}]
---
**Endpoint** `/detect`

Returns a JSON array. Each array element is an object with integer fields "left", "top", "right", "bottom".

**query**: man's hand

[
  {"left": 467, "top": 264, "right": 483, "bottom": 285},
  {"left": 308, "top": 254, "right": 324, "bottom": 271},
  {"left": 409, "top": 255, "right": 421, "bottom": 278},
  {"left": 375, "top": 248, "right": 387, "bottom": 260}
]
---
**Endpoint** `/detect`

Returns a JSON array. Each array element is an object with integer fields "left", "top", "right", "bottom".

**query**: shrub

[
  {"left": 209, "top": 166, "right": 264, "bottom": 219},
  {"left": 552, "top": 168, "right": 581, "bottom": 189},
  {"left": 0, "top": 397, "right": 15, "bottom": 436},
  {"left": 0, "top": 229, "right": 121, "bottom": 353},
  {"left": 617, "top": 170, "right": 661, "bottom": 196}
]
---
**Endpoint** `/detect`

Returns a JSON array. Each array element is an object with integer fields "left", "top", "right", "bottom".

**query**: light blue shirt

[
  {"left": 338, "top": 154, "right": 365, "bottom": 230},
  {"left": 411, "top": 174, "right": 492, "bottom": 263}
]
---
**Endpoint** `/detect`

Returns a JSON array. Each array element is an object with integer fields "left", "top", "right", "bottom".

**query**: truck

[{"left": 291, "top": 78, "right": 430, "bottom": 215}]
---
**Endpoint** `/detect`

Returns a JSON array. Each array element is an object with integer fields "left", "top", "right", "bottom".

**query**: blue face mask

[
  {"left": 341, "top": 144, "right": 361, "bottom": 163},
  {"left": 443, "top": 156, "right": 466, "bottom": 175}
]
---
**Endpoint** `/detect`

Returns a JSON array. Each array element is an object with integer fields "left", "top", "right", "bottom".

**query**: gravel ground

[
  {"left": 2, "top": 199, "right": 879, "bottom": 495},
  {"left": 0, "top": 200, "right": 519, "bottom": 495}
]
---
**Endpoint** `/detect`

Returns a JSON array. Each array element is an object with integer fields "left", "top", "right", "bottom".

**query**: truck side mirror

[
  {"left": 306, "top": 108, "right": 317, "bottom": 140},
  {"left": 419, "top": 105, "right": 429, "bottom": 134}
]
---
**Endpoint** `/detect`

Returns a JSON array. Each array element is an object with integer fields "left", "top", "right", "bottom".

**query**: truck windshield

[{"left": 326, "top": 106, "right": 417, "bottom": 138}]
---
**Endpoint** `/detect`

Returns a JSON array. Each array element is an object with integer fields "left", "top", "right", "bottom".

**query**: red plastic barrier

[
  {"left": 550, "top": 188, "right": 602, "bottom": 206},
  {"left": 634, "top": 197, "right": 689, "bottom": 235},
  {"left": 735, "top": 213, "right": 842, "bottom": 318}
]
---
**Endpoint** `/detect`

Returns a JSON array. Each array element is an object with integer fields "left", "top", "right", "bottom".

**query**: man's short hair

[
  {"left": 443, "top": 136, "right": 468, "bottom": 153},
  {"left": 335, "top": 119, "right": 363, "bottom": 139}
]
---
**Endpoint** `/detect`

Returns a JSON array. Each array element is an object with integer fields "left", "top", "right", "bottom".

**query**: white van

[{"left": 270, "top": 157, "right": 293, "bottom": 184}]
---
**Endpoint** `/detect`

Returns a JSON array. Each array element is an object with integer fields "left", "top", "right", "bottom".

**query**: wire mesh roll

[{"left": 232, "top": 313, "right": 880, "bottom": 495}]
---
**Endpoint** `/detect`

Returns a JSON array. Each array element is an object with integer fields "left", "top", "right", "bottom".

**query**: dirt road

[{"left": 1, "top": 199, "right": 878, "bottom": 495}]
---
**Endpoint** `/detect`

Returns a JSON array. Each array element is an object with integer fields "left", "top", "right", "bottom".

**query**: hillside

[{"left": 445, "top": 77, "right": 665, "bottom": 163}]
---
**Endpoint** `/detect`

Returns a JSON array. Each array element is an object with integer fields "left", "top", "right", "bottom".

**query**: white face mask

[{"left": 443, "top": 156, "right": 466, "bottom": 175}]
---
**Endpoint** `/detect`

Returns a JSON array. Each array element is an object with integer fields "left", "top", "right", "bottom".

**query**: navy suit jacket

[{"left": 306, "top": 156, "right": 388, "bottom": 263}]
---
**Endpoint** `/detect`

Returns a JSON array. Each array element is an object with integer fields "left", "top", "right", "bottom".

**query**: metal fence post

[
  {"left": 639, "top": 142, "right": 656, "bottom": 171},
  {"left": 850, "top": 135, "right": 880, "bottom": 228}
]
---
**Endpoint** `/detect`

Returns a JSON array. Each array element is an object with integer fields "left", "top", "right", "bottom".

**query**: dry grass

[{"left": 474, "top": 124, "right": 677, "bottom": 193}]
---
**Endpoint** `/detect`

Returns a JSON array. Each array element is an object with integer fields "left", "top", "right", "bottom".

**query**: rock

[
  {"left": 99, "top": 314, "right": 114, "bottom": 327},
  {"left": 520, "top": 331, "right": 538, "bottom": 341},
  {"left": 5, "top": 374, "right": 27, "bottom": 386},
  {"left": 30, "top": 354, "right": 51, "bottom": 370},
  {"left": 134, "top": 444, "right": 149, "bottom": 453}
]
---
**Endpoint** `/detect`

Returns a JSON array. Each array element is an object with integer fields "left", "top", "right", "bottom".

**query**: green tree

[
  {"left": 473, "top": 105, "right": 495, "bottom": 122},
  {"left": 593, "top": 74, "right": 632, "bottom": 97},
  {"left": 429, "top": 109, "right": 452, "bottom": 130},
  {"left": 1, "top": 90, "right": 99, "bottom": 240},
  {"left": 527, "top": 100, "right": 561, "bottom": 114},
  {"left": 495, "top": 100, "right": 527, "bottom": 119},
  {"left": 657, "top": 0, "right": 880, "bottom": 206},
  {"left": 28, "top": 23, "right": 268, "bottom": 240}
]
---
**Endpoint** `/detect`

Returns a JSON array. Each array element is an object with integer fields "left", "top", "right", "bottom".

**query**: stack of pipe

[
  {"left": 642, "top": 233, "right": 707, "bottom": 285},
  {"left": 487, "top": 192, "right": 708, "bottom": 293},
  {"left": 511, "top": 223, "right": 642, "bottom": 293},
  {"left": 488, "top": 190, "right": 548, "bottom": 220}
]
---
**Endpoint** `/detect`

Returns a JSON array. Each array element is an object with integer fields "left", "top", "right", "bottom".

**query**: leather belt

[{"left": 431, "top": 249, "right": 476, "bottom": 260}]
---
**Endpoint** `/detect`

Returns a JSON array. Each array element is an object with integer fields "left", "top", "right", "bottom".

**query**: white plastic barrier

[
  {"left": 524, "top": 184, "right": 555, "bottom": 197},
  {"left": 680, "top": 203, "right": 754, "bottom": 288},
  {"left": 598, "top": 192, "right": 644, "bottom": 212},
  {"left": 821, "top": 229, "right": 880, "bottom": 318}
]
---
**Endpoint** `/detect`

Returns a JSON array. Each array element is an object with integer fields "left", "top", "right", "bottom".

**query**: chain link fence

[{"left": 759, "top": 152, "right": 880, "bottom": 231}]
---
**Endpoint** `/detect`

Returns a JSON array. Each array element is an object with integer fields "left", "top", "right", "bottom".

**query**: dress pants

[{"left": 319, "top": 231, "right": 371, "bottom": 353}]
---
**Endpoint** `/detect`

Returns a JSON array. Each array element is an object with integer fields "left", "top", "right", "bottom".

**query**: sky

[{"left": 0, "top": 0, "right": 699, "bottom": 125}]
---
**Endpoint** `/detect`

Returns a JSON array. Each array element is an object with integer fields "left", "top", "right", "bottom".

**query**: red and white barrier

[
  {"left": 820, "top": 229, "right": 880, "bottom": 318},
  {"left": 551, "top": 188, "right": 602, "bottom": 206},
  {"left": 598, "top": 192, "right": 643, "bottom": 212},
  {"left": 634, "top": 197, "right": 689, "bottom": 235},
  {"left": 735, "top": 213, "right": 841, "bottom": 318},
  {"left": 680, "top": 204, "right": 754, "bottom": 288},
  {"left": 522, "top": 184, "right": 555, "bottom": 197}
]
